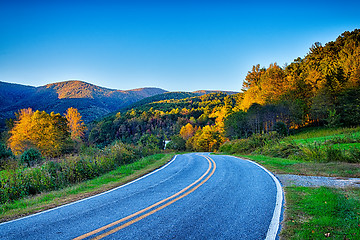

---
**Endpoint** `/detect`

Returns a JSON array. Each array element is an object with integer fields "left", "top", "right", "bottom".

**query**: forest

[
  {"left": 88, "top": 29, "right": 360, "bottom": 151},
  {"left": 0, "top": 29, "right": 359, "bottom": 204}
]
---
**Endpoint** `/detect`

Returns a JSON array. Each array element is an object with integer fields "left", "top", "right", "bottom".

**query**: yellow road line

[
  {"left": 93, "top": 156, "right": 216, "bottom": 240},
  {"left": 73, "top": 155, "right": 216, "bottom": 240}
]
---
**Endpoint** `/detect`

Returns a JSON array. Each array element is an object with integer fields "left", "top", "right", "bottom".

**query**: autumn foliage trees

[
  {"left": 8, "top": 107, "right": 86, "bottom": 157},
  {"left": 236, "top": 29, "right": 360, "bottom": 131},
  {"left": 4, "top": 29, "right": 360, "bottom": 158},
  {"left": 88, "top": 92, "right": 235, "bottom": 152},
  {"left": 65, "top": 107, "right": 87, "bottom": 142}
]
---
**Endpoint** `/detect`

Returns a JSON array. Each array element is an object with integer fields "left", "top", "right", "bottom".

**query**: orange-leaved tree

[
  {"left": 8, "top": 108, "right": 35, "bottom": 155},
  {"left": 8, "top": 108, "right": 71, "bottom": 157},
  {"left": 180, "top": 123, "right": 195, "bottom": 140},
  {"left": 64, "top": 107, "right": 87, "bottom": 142}
]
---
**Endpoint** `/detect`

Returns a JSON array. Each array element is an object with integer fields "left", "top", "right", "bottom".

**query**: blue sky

[{"left": 1, "top": 1, "right": 359, "bottom": 92}]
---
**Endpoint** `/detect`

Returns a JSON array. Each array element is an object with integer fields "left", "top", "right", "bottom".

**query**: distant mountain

[
  {"left": 0, "top": 80, "right": 167, "bottom": 128},
  {"left": 193, "top": 90, "right": 238, "bottom": 95}
]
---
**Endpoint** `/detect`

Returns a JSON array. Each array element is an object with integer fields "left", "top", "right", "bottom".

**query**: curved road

[{"left": 0, "top": 153, "right": 282, "bottom": 239}]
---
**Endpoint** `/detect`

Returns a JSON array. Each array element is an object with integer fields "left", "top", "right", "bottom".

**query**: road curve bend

[{"left": 0, "top": 153, "right": 283, "bottom": 240}]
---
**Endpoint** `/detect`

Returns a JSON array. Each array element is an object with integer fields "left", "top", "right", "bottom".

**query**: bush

[
  {"left": 0, "top": 143, "right": 13, "bottom": 169},
  {"left": 106, "top": 141, "right": 136, "bottom": 165},
  {"left": 0, "top": 141, "right": 148, "bottom": 204},
  {"left": 44, "top": 161, "right": 65, "bottom": 188},
  {"left": 348, "top": 147, "right": 360, "bottom": 163},
  {"left": 219, "top": 141, "right": 234, "bottom": 153},
  {"left": 324, "top": 134, "right": 360, "bottom": 145},
  {"left": 299, "top": 143, "right": 326, "bottom": 162},
  {"left": 20, "top": 148, "right": 43, "bottom": 167},
  {"left": 0, "top": 143, "right": 13, "bottom": 160},
  {"left": 219, "top": 133, "right": 278, "bottom": 154},
  {"left": 219, "top": 139, "right": 247, "bottom": 154},
  {"left": 273, "top": 121, "right": 288, "bottom": 137},
  {"left": 325, "top": 146, "right": 348, "bottom": 162},
  {"left": 259, "top": 140, "right": 300, "bottom": 158},
  {"left": 166, "top": 135, "right": 186, "bottom": 151}
]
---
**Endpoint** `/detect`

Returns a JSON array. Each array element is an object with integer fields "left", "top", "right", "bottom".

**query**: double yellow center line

[{"left": 73, "top": 155, "right": 216, "bottom": 240}]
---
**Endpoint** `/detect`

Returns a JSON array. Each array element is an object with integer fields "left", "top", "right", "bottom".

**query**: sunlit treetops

[
  {"left": 65, "top": 107, "right": 87, "bottom": 142},
  {"left": 89, "top": 29, "right": 360, "bottom": 152},
  {"left": 8, "top": 107, "right": 86, "bottom": 157}
]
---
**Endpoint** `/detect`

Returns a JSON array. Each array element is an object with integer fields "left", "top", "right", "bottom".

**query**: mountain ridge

[
  {"left": 0, "top": 80, "right": 239, "bottom": 129},
  {"left": 0, "top": 80, "right": 167, "bottom": 127}
]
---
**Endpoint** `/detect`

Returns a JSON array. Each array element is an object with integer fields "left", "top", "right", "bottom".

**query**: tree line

[
  {"left": 2, "top": 29, "right": 360, "bottom": 159},
  {"left": 240, "top": 29, "right": 360, "bottom": 127},
  {"left": 88, "top": 92, "right": 238, "bottom": 151},
  {"left": 1, "top": 29, "right": 359, "bottom": 205},
  {"left": 88, "top": 29, "right": 360, "bottom": 152}
]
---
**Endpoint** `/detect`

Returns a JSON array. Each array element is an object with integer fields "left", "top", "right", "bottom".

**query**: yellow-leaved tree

[
  {"left": 8, "top": 108, "right": 71, "bottom": 157},
  {"left": 187, "top": 125, "right": 225, "bottom": 152},
  {"left": 180, "top": 123, "right": 195, "bottom": 140},
  {"left": 65, "top": 107, "right": 87, "bottom": 142},
  {"left": 8, "top": 108, "right": 35, "bottom": 154}
]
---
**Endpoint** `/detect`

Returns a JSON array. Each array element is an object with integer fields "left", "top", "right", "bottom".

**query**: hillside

[
  {"left": 88, "top": 92, "right": 243, "bottom": 146},
  {"left": 193, "top": 90, "right": 238, "bottom": 95},
  {"left": 88, "top": 29, "right": 360, "bottom": 150},
  {"left": 0, "top": 82, "right": 37, "bottom": 107},
  {"left": 118, "top": 92, "right": 200, "bottom": 112},
  {"left": 0, "top": 80, "right": 167, "bottom": 127}
]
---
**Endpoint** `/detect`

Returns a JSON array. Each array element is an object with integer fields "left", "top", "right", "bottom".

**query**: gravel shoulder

[{"left": 276, "top": 174, "right": 360, "bottom": 188}]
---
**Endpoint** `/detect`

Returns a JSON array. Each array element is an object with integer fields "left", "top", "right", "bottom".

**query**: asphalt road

[{"left": 0, "top": 153, "right": 282, "bottom": 240}]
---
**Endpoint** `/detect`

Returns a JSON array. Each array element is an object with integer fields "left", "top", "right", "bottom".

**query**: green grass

[
  {"left": 287, "top": 127, "right": 360, "bottom": 145},
  {"left": 235, "top": 154, "right": 360, "bottom": 177},
  {"left": 223, "top": 127, "right": 360, "bottom": 239},
  {"left": 281, "top": 187, "right": 360, "bottom": 239},
  {"left": 0, "top": 153, "right": 174, "bottom": 222},
  {"left": 331, "top": 143, "right": 360, "bottom": 150},
  {"left": 288, "top": 127, "right": 360, "bottom": 140},
  {"left": 235, "top": 154, "right": 302, "bottom": 173}
]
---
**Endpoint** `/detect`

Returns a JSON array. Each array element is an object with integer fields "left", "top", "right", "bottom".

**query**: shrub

[
  {"left": 0, "top": 143, "right": 13, "bottom": 160},
  {"left": 219, "top": 133, "right": 278, "bottom": 154},
  {"left": 273, "top": 121, "right": 288, "bottom": 137},
  {"left": 20, "top": 148, "right": 43, "bottom": 167},
  {"left": 44, "top": 161, "right": 66, "bottom": 188},
  {"left": 166, "top": 135, "right": 186, "bottom": 151},
  {"left": 347, "top": 147, "right": 360, "bottom": 163},
  {"left": 0, "top": 143, "right": 13, "bottom": 169},
  {"left": 0, "top": 142, "right": 153, "bottom": 204},
  {"left": 324, "top": 134, "right": 360, "bottom": 145},
  {"left": 299, "top": 143, "right": 326, "bottom": 162},
  {"left": 106, "top": 141, "right": 137, "bottom": 165},
  {"left": 222, "top": 139, "right": 249, "bottom": 154},
  {"left": 259, "top": 140, "right": 300, "bottom": 158},
  {"left": 325, "top": 146, "right": 348, "bottom": 162},
  {"left": 26, "top": 167, "right": 52, "bottom": 194},
  {"left": 219, "top": 141, "right": 234, "bottom": 153}
]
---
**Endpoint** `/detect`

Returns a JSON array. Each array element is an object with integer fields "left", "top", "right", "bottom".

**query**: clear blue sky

[{"left": 1, "top": 1, "right": 359, "bottom": 92}]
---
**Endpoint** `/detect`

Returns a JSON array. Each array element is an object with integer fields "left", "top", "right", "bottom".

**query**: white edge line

[
  {"left": 0, "top": 155, "right": 178, "bottom": 226},
  {"left": 230, "top": 155, "right": 283, "bottom": 240}
]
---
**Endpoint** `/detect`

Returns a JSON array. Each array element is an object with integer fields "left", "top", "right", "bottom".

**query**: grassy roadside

[
  {"left": 219, "top": 127, "right": 360, "bottom": 239},
  {"left": 233, "top": 154, "right": 360, "bottom": 178},
  {"left": 0, "top": 153, "right": 174, "bottom": 223},
  {"left": 221, "top": 153, "right": 360, "bottom": 239},
  {"left": 287, "top": 127, "right": 360, "bottom": 145},
  {"left": 281, "top": 186, "right": 360, "bottom": 239}
]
